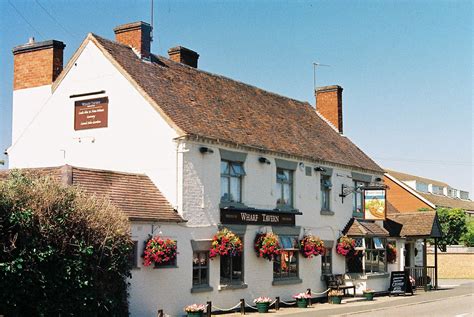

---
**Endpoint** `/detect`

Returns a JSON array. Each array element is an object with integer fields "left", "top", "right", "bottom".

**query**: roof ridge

[{"left": 70, "top": 164, "right": 147, "bottom": 177}]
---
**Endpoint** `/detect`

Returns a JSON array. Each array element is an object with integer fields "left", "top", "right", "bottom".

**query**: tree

[
  {"left": 461, "top": 218, "right": 474, "bottom": 247},
  {"left": 0, "top": 170, "right": 132, "bottom": 316},
  {"left": 436, "top": 207, "right": 467, "bottom": 251}
]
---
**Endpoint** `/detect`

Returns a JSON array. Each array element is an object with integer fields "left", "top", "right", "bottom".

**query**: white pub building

[{"left": 6, "top": 21, "right": 430, "bottom": 316}]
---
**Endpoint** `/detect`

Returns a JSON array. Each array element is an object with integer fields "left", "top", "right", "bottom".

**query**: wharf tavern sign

[
  {"left": 220, "top": 208, "right": 296, "bottom": 226},
  {"left": 74, "top": 97, "right": 108, "bottom": 130}
]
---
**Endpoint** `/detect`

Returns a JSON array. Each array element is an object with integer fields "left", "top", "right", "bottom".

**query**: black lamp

[
  {"left": 258, "top": 157, "right": 271, "bottom": 164},
  {"left": 314, "top": 166, "right": 325, "bottom": 172},
  {"left": 199, "top": 146, "right": 214, "bottom": 154}
]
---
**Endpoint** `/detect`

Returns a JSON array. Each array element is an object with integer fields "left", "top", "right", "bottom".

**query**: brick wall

[
  {"left": 385, "top": 175, "right": 433, "bottom": 212},
  {"left": 427, "top": 253, "right": 474, "bottom": 279},
  {"left": 13, "top": 47, "right": 63, "bottom": 90}
]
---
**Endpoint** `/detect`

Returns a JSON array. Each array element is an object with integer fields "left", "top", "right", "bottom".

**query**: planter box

[
  {"left": 256, "top": 302, "right": 270, "bottom": 313},
  {"left": 331, "top": 296, "right": 342, "bottom": 304},
  {"left": 296, "top": 298, "right": 308, "bottom": 308}
]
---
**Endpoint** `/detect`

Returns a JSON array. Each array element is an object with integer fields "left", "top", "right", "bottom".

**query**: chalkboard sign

[{"left": 389, "top": 271, "right": 413, "bottom": 296}]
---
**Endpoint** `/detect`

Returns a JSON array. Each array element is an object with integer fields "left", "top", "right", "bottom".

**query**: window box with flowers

[
  {"left": 300, "top": 235, "right": 325, "bottom": 258},
  {"left": 254, "top": 232, "right": 281, "bottom": 261},
  {"left": 142, "top": 236, "right": 178, "bottom": 268}
]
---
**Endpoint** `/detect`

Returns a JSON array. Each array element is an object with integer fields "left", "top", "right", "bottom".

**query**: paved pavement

[{"left": 224, "top": 279, "right": 474, "bottom": 317}]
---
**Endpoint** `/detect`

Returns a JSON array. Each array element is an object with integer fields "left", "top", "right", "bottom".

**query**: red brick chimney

[
  {"left": 168, "top": 46, "right": 199, "bottom": 68},
  {"left": 316, "top": 85, "right": 343, "bottom": 133},
  {"left": 114, "top": 21, "right": 152, "bottom": 59},
  {"left": 12, "top": 38, "right": 65, "bottom": 90}
]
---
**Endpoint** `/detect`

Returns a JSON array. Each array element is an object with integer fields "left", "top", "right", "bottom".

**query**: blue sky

[{"left": 0, "top": 0, "right": 472, "bottom": 194}]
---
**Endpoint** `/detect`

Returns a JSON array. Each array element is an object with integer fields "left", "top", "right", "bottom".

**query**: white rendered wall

[{"left": 8, "top": 41, "right": 180, "bottom": 206}]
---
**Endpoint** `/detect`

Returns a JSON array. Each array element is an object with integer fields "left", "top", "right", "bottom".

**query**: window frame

[
  {"left": 129, "top": 240, "right": 139, "bottom": 269},
  {"left": 220, "top": 160, "right": 245, "bottom": 203},
  {"left": 321, "top": 247, "right": 333, "bottom": 276},
  {"left": 320, "top": 174, "right": 332, "bottom": 211},
  {"left": 364, "top": 237, "right": 387, "bottom": 274},
  {"left": 276, "top": 168, "right": 294, "bottom": 208},
  {"left": 273, "top": 235, "right": 299, "bottom": 280},
  {"left": 219, "top": 236, "right": 244, "bottom": 286},
  {"left": 192, "top": 251, "right": 210, "bottom": 288},
  {"left": 353, "top": 180, "right": 368, "bottom": 217}
]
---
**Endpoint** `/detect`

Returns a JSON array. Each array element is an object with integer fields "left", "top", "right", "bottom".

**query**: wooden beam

[{"left": 423, "top": 239, "right": 428, "bottom": 292}]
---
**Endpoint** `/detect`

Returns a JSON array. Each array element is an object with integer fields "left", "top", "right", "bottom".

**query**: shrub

[{"left": 0, "top": 170, "right": 132, "bottom": 316}]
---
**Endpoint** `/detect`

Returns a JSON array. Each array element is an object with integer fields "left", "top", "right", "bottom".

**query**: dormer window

[
  {"left": 220, "top": 161, "right": 245, "bottom": 203},
  {"left": 416, "top": 182, "right": 428, "bottom": 193},
  {"left": 432, "top": 185, "right": 444, "bottom": 195}
]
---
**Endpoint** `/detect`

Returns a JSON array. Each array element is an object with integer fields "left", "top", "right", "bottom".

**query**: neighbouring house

[
  {"left": 6, "top": 21, "right": 418, "bottom": 315},
  {"left": 383, "top": 169, "right": 474, "bottom": 289}
]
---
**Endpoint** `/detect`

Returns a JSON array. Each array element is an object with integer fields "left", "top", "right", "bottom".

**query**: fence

[{"left": 404, "top": 266, "right": 435, "bottom": 288}]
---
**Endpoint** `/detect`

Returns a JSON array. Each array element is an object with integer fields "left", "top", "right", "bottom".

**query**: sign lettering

[
  {"left": 221, "top": 209, "right": 296, "bottom": 226},
  {"left": 74, "top": 97, "right": 108, "bottom": 130}
]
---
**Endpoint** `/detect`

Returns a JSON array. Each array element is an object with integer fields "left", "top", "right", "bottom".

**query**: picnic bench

[{"left": 325, "top": 274, "right": 356, "bottom": 297}]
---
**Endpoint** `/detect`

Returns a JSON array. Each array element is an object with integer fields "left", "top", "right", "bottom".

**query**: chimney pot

[
  {"left": 315, "top": 85, "right": 343, "bottom": 133},
  {"left": 168, "top": 46, "right": 199, "bottom": 68},
  {"left": 114, "top": 21, "right": 152, "bottom": 59},
  {"left": 28, "top": 37, "right": 35, "bottom": 44}
]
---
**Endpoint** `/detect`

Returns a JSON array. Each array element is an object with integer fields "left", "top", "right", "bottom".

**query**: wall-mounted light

[
  {"left": 298, "top": 162, "right": 305, "bottom": 171},
  {"left": 375, "top": 177, "right": 382, "bottom": 182},
  {"left": 314, "top": 166, "right": 325, "bottom": 172},
  {"left": 199, "top": 146, "right": 214, "bottom": 154},
  {"left": 258, "top": 157, "right": 271, "bottom": 164}
]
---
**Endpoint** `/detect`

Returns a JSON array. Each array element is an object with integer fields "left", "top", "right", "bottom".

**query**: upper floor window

[
  {"left": 221, "top": 161, "right": 245, "bottom": 203},
  {"left": 460, "top": 191, "right": 469, "bottom": 200},
  {"left": 321, "top": 175, "right": 332, "bottom": 211},
  {"left": 432, "top": 185, "right": 444, "bottom": 195},
  {"left": 353, "top": 181, "right": 368, "bottom": 216},
  {"left": 416, "top": 182, "right": 428, "bottom": 193},
  {"left": 276, "top": 168, "right": 293, "bottom": 207}
]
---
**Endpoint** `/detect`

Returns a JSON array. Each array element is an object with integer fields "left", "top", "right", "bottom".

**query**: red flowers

[
  {"left": 209, "top": 228, "right": 242, "bottom": 258},
  {"left": 254, "top": 232, "right": 281, "bottom": 261},
  {"left": 387, "top": 243, "right": 397, "bottom": 263},
  {"left": 299, "top": 235, "right": 325, "bottom": 258},
  {"left": 142, "top": 236, "right": 177, "bottom": 267},
  {"left": 336, "top": 235, "right": 356, "bottom": 257}
]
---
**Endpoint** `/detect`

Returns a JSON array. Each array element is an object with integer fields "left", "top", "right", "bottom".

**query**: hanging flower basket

[
  {"left": 299, "top": 235, "right": 325, "bottom": 258},
  {"left": 209, "top": 228, "right": 243, "bottom": 258},
  {"left": 387, "top": 243, "right": 397, "bottom": 264},
  {"left": 142, "top": 236, "right": 177, "bottom": 267},
  {"left": 254, "top": 232, "right": 281, "bottom": 261},
  {"left": 336, "top": 235, "right": 357, "bottom": 257}
]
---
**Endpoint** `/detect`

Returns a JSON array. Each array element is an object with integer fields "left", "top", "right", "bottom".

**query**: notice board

[
  {"left": 74, "top": 97, "right": 108, "bottom": 130},
  {"left": 389, "top": 271, "right": 413, "bottom": 296}
]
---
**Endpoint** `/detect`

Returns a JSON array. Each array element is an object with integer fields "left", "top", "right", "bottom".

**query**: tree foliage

[
  {"left": 0, "top": 170, "right": 132, "bottom": 316},
  {"left": 436, "top": 207, "right": 467, "bottom": 251},
  {"left": 461, "top": 218, "right": 474, "bottom": 247}
]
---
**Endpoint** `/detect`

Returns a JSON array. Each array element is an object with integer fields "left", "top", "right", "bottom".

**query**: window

[
  {"left": 416, "top": 182, "right": 428, "bottom": 192},
  {"left": 221, "top": 161, "right": 245, "bottom": 203},
  {"left": 128, "top": 241, "right": 138, "bottom": 269},
  {"left": 365, "top": 237, "right": 387, "bottom": 273},
  {"left": 432, "top": 185, "right": 444, "bottom": 195},
  {"left": 460, "top": 191, "right": 469, "bottom": 200},
  {"left": 220, "top": 252, "right": 243, "bottom": 285},
  {"left": 353, "top": 181, "right": 368, "bottom": 216},
  {"left": 321, "top": 247, "right": 332, "bottom": 275},
  {"left": 273, "top": 236, "right": 299, "bottom": 279},
  {"left": 193, "top": 251, "right": 210, "bottom": 287},
  {"left": 276, "top": 168, "right": 293, "bottom": 207},
  {"left": 321, "top": 175, "right": 332, "bottom": 211}
]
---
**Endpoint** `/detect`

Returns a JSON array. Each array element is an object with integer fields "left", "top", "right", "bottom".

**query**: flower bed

[
  {"left": 209, "top": 228, "right": 243, "bottom": 258},
  {"left": 254, "top": 232, "right": 281, "bottom": 261},
  {"left": 299, "top": 235, "right": 325, "bottom": 258},
  {"left": 142, "top": 236, "right": 177, "bottom": 267}
]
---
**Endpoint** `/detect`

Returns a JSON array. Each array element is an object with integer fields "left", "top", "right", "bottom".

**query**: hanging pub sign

[
  {"left": 74, "top": 97, "right": 108, "bottom": 130},
  {"left": 363, "top": 187, "right": 386, "bottom": 220}
]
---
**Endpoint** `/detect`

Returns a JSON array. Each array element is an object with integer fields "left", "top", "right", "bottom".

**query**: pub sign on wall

[
  {"left": 363, "top": 188, "right": 386, "bottom": 220},
  {"left": 74, "top": 97, "right": 108, "bottom": 130}
]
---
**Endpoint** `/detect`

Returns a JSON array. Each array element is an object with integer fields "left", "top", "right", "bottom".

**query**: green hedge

[{"left": 0, "top": 170, "right": 132, "bottom": 316}]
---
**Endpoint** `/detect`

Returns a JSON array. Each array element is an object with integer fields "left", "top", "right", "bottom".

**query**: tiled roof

[
  {"left": 91, "top": 34, "right": 383, "bottom": 174},
  {"left": 385, "top": 169, "right": 448, "bottom": 187},
  {"left": 418, "top": 192, "right": 474, "bottom": 211},
  {"left": 384, "top": 211, "right": 442, "bottom": 238},
  {"left": 343, "top": 218, "right": 389, "bottom": 237},
  {"left": 0, "top": 166, "right": 184, "bottom": 223}
]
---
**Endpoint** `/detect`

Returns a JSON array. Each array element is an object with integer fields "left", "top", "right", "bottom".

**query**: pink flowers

[
  {"left": 299, "top": 235, "right": 325, "bottom": 258},
  {"left": 142, "top": 236, "right": 177, "bottom": 266},
  {"left": 254, "top": 297, "right": 272, "bottom": 304},
  {"left": 292, "top": 292, "right": 311, "bottom": 299},
  {"left": 184, "top": 304, "right": 206, "bottom": 313},
  {"left": 336, "top": 235, "right": 356, "bottom": 257},
  {"left": 254, "top": 232, "right": 281, "bottom": 261},
  {"left": 209, "top": 228, "right": 242, "bottom": 258}
]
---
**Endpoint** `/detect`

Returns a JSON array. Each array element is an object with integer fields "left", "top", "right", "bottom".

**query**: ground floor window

[
  {"left": 193, "top": 251, "right": 209, "bottom": 287},
  {"left": 273, "top": 236, "right": 299, "bottom": 279},
  {"left": 220, "top": 253, "right": 243, "bottom": 285},
  {"left": 321, "top": 247, "right": 333, "bottom": 275},
  {"left": 346, "top": 237, "right": 387, "bottom": 274}
]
